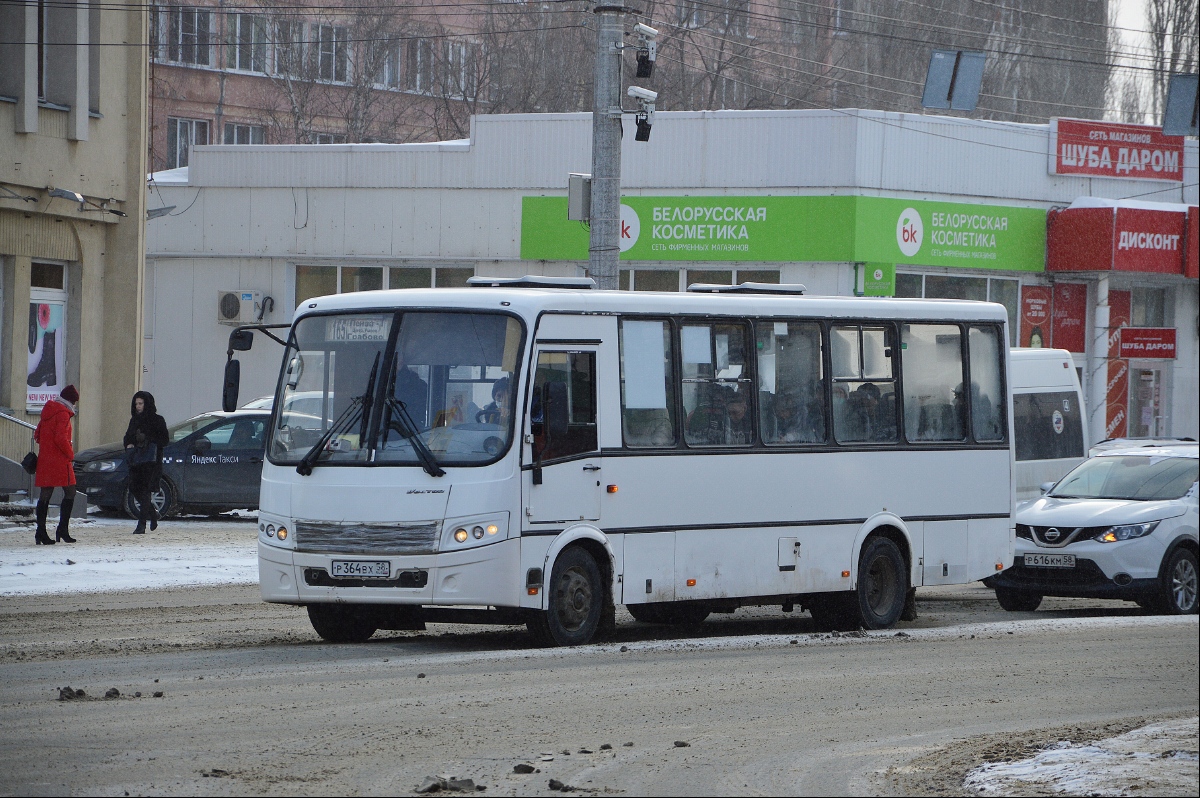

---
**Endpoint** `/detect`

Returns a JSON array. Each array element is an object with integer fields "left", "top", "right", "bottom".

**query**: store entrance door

[{"left": 1128, "top": 367, "right": 1169, "bottom": 437}]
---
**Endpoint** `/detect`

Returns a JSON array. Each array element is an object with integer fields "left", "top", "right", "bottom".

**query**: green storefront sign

[{"left": 521, "top": 195, "right": 1046, "bottom": 274}]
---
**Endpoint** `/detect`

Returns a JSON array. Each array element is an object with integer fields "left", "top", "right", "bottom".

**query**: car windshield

[
  {"left": 1050, "top": 455, "right": 1199, "bottom": 501},
  {"left": 268, "top": 310, "right": 524, "bottom": 468},
  {"left": 168, "top": 414, "right": 223, "bottom": 442}
]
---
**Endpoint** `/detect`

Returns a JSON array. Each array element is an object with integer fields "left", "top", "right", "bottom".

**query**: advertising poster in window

[
  {"left": 1020, "top": 286, "right": 1052, "bottom": 347},
  {"left": 27, "top": 299, "right": 66, "bottom": 410},
  {"left": 1050, "top": 283, "right": 1087, "bottom": 352},
  {"left": 1105, "top": 291, "right": 1131, "bottom": 438}
]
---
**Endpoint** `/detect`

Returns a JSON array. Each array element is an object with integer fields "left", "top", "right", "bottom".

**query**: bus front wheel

[
  {"left": 307, "top": 604, "right": 378, "bottom": 643},
  {"left": 854, "top": 536, "right": 908, "bottom": 629},
  {"left": 528, "top": 547, "right": 603, "bottom": 647}
]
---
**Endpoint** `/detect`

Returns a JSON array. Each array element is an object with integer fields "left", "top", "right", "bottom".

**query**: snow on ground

[
  {"left": 965, "top": 717, "right": 1200, "bottom": 797},
  {"left": 0, "top": 514, "right": 257, "bottom": 596}
]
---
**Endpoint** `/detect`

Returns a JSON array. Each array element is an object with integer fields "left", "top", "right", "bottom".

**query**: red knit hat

[{"left": 60, "top": 384, "right": 79, "bottom": 403}]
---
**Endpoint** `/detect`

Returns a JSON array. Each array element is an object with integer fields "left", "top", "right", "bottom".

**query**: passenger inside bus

[
  {"left": 391, "top": 349, "right": 429, "bottom": 430},
  {"left": 764, "top": 383, "right": 824, "bottom": 443},
  {"left": 477, "top": 377, "right": 512, "bottom": 426}
]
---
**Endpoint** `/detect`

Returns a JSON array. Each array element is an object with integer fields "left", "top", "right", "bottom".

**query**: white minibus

[
  {"left": 1008, "top": 348, "right": 1088, "bottom": 502},
  {"left": 230, "top": 278, "right": 1015, "bottom": 646}
]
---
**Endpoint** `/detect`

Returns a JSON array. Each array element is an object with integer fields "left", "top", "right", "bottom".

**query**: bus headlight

[{"left": 444, "top": 514, "right": 510, "bottom": 549}]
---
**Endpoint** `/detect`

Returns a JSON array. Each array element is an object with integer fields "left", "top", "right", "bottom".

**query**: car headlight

[
  {"left": 84, "top": 459, "right": 120, "bottom": 472},
  {"left": 1094, "top": 521, "right": 1159, "bottom": 543}
]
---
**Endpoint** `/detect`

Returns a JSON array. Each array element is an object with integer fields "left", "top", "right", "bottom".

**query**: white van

[{"left": 1009, "top": 348, "right": 1088, "bottom": 502}]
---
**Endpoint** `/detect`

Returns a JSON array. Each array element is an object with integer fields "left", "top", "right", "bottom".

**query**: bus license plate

[
  {"left": 1024, "top": 553, "right": 1076, "bottom": 568},
  {"left": 331, "top": 560, "right": 391, "bottom": 578}
]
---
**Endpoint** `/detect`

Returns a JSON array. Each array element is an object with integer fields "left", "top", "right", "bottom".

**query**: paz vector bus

[{"left": 222, "top": 277, "right": 1015, "bottom": 646}]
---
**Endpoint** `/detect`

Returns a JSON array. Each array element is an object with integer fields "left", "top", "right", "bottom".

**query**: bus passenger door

[{"left": 524, "top": 347, "right": 602, "bottom": 524}]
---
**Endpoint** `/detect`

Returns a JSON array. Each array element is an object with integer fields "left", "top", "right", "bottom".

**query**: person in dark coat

[
  {"left": 124, "top": 391, "right": 170, "bottom": 534},
  {"left": 33, "top": 384, "right": 79, "bottom": 544}
]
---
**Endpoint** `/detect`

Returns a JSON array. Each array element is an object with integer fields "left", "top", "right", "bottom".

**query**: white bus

[
  {"left": 232, "top": 278, "right": 1014, "bottom": 646},
  {"left": 1009, "top": 348, "right": 1088, "bottom": 502}
]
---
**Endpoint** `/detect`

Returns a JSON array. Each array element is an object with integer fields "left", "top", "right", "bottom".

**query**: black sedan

[{"left": 73, "top": 410, "right": 270, "bottom": 518}]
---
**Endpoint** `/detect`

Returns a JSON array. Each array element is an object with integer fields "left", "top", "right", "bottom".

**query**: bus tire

[
  {"left": 307, "top": 604, "right": 377, "bottom": 643},
  {"left": 852, "top": 536, "right": 908, "bottom": 629},
  {"left": 995, "top": 586, "right": 1043, "bottom": 612},
  {"left": 527, "top": 547, "right": 603, "bottom": 647}
]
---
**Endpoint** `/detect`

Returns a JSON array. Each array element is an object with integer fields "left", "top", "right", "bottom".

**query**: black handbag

[
  {"left": 21, "top": 451, "right": 37, "bottom": 474},
  {"left": 128, "top": 443, "right": 158, "bottom": 467}
]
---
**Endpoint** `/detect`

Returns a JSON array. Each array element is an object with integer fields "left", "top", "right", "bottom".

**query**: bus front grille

[{"left": 293, "top": 520, "right": 440, "bottom": 555}]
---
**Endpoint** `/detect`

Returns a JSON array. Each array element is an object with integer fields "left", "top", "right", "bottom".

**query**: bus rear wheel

[
  {"left": 307, "top": 604, "right": 378, "bottom": 643},
  {"left": 528, "top": 547, "right": 603, "bottom": 647},
  {"left": 854, "top": 536, "right": 908, "bottom": 629}
]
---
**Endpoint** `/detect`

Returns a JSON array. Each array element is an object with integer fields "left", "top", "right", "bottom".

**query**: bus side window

[
  {"left": 532, "top": 351, "right": 597, "bottom": 461},
  {"left": 900, "top": 324, "right": 966, "bottom": 442},
  {"left": 619, "top": 319, "right": 678, "bottom": 448},
  {"left": 968, "top": 326, "right": 1006, "bottom": 442},
  {"left": 831, "top": 325, "right": 897, "bottom": 444},
  {"left": 756, "top": 320, "right": 826, "bottom": 444}
]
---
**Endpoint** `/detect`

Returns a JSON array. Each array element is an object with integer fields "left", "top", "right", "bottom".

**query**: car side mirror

[
  {"left": 222, "top": 359, "right": 241, "bottom": 412},
  {"left": 1040, "top": 481, "right": 1056, "bottom": 494},
  {"left": 194, "top": 437, "right": 212, "bottom": 454}
]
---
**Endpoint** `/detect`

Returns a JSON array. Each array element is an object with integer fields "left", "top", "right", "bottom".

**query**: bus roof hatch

[
  {"left": 687, "top": 282, "right": 807, "bottom": 295},
  {"left": 467, "top": 275, "right": 597, "bottom": 290}
]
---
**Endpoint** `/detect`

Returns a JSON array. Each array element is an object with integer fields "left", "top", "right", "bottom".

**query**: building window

[
  {"left": 444, "top": 42, "right": 477, "bottom": 99},
  {"left": 678, "top": 0, "right": 706, "bottom": 27},
  {"left": 167, "top": 6, "right": 211, "bottom": 65},
  {"left": 273, "top": 19, "right": 304, "bottom": 76},
  {"left": 295, "top": 266, "right": 474, "bottom": 305},
  {"left": 407, "top": 38, "right": 434, "bottom": 92},
  {"left": 317, "top": 24, "right": 348, "bottom": 82},
  {"left": 227, "top": 13, "right": 266, "bottom": 72},
  {"left": 380, "top": 40, "right": 403, "bottom": 88},
  {"left": 167, "top": 117, "right": 209, "bottom": 169},
  {"left": 314, "top": 132, "right": 347, "bottom": 144},
  {"left": 223, "top": 122, "right": 265, "bottom": 144},
  {"left": 896, "top": 273, "right": 1020, "bottom": 346},
  {"left": 1132, "top": 287, "right": 1168, "bottom": 327}
]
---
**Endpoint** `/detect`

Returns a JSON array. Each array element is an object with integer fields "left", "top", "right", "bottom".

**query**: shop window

[
  {"left": 621, "top": 270, "right": 679, "bottom": 292},
  {"left": 29, "top": 263, "right": 68, "bottom": 411},
  {"left": 295, "top": 265, "right": 336, "bottom": 304},
  {"left": 434, "top": 267, "right": 474, "bottom": 288},
  {"left": 925, "top": 275, "right": 987, "bottom": 301},
  {"left": 389, "top": 268, "right": 433, "bottom": 289},
  {"left": 1132, "top": 287, "right": 1167, "bottom": 327},
  {"left": 688, "top": 270, "right": 733, "bottom": 287},
  {"left": 895, "top": 273, "right": 923, "bottom": 298},
  {"left": 341, "top": 267, "right": 382, "bottom": 293},
  {"left": 897, "top": 273, "right": 1019, "bottom": 345},
  {"left": 736, "top": 269, "right": 780, "bottom": 284}
]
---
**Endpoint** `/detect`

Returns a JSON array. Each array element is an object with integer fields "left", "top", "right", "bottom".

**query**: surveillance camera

[
  {"left": 627, "top": 86, "right": 658, "bottom": 102},
  {"left": 633, "top": 23, "right": 659, "bottom": 39}
]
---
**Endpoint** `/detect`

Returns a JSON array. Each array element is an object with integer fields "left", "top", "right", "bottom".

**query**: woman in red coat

[{"left": 33, "top": 384, "right": 78, "bottom": 544}]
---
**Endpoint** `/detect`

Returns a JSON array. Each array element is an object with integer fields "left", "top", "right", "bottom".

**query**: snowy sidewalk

[{"left": 0, "top": 515, "right": 258, "bottom": 596}]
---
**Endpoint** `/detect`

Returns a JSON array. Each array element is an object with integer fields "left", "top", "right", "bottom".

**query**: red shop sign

[
  {"left": 1118, "top": 328, "right": 1177, "bottom": 359},
  {"left": 1050, "top": 119, "right": 1184, "bottom": 182},
  {"left": 1051, "top": 283, "right": 1088, "bottom": 353},
  {"left": 1113, "top": 207, "right": 1187, "bottom": 274},
  {"left": 1020, "top": 286, "right": 1052, "bottom": 347}
]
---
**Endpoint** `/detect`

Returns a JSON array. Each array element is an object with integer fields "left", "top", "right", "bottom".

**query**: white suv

[{"left": 985, "top": 442, "right": 1198, "bottom": 614}]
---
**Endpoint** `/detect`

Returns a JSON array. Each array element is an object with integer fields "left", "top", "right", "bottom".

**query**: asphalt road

[{"left": 1, "top": 578, "right": 1196, "bottom": 797}]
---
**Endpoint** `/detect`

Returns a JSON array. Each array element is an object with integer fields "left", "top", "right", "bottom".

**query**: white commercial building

[{"left": 145, "top": 109, "right": 1198, "bottom": 442}]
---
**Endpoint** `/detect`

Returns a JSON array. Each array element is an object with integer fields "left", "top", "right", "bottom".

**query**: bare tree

[{"left": 1147, "top": 0, "right": 1198, "bottom": 120}]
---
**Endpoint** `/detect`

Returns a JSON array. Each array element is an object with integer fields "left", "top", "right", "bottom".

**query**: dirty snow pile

[
  {"left": 965, "top": 716, "right": 1200, "bottom": 797},
  {"left": 0, "top": 518, "right": 257, "bottom": 596}
]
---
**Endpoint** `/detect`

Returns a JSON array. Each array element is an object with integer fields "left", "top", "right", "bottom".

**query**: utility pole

[{"left": 589, "top": 5, "right": 627, "bottom": 290}]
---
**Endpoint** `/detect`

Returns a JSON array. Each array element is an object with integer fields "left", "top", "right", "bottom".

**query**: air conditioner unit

[{"left": 217, "top": 290, "right": 263, "bottom": 325}]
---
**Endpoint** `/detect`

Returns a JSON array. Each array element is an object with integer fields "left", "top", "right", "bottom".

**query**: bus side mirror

[
  {"left": 229, "top": 329, "right": 254, "bottom": 352},
  {"left": 222, "top": 359, "right": 241, "bottom": 412}
]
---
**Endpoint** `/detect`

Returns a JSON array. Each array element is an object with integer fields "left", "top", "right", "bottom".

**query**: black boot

[
  {"left": 55, "top": 527, "right": 76, "bottom": 543},
  {"left": 35, "top": 528, "right": 55, "bottom": 545},
  {"left": 133, "top": 522, "right": 146, "bottom": 535},
  {"left": 34, "top": 499, "right": 55, "bottom": 545},
  {"left": 149, "top": 506, "right": 159, "bottom": 532},
  {"left": 55, "top": 488, "right": 77, "bottom": 542}
]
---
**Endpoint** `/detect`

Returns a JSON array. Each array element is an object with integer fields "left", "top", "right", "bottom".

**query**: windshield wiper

[
  {"left": 384, "top": 396, "right": 445, "bottom": 478},
  {"left": 296, "top": 354, "right": 381, "bottom": 476},
  {"left": 295, "top": 398, "right": 364, "bottom": 476}
]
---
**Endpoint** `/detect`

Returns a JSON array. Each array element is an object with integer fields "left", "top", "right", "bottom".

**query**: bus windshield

[{"left": 268, "top": 310, "right": 524, "bottom": 468}]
